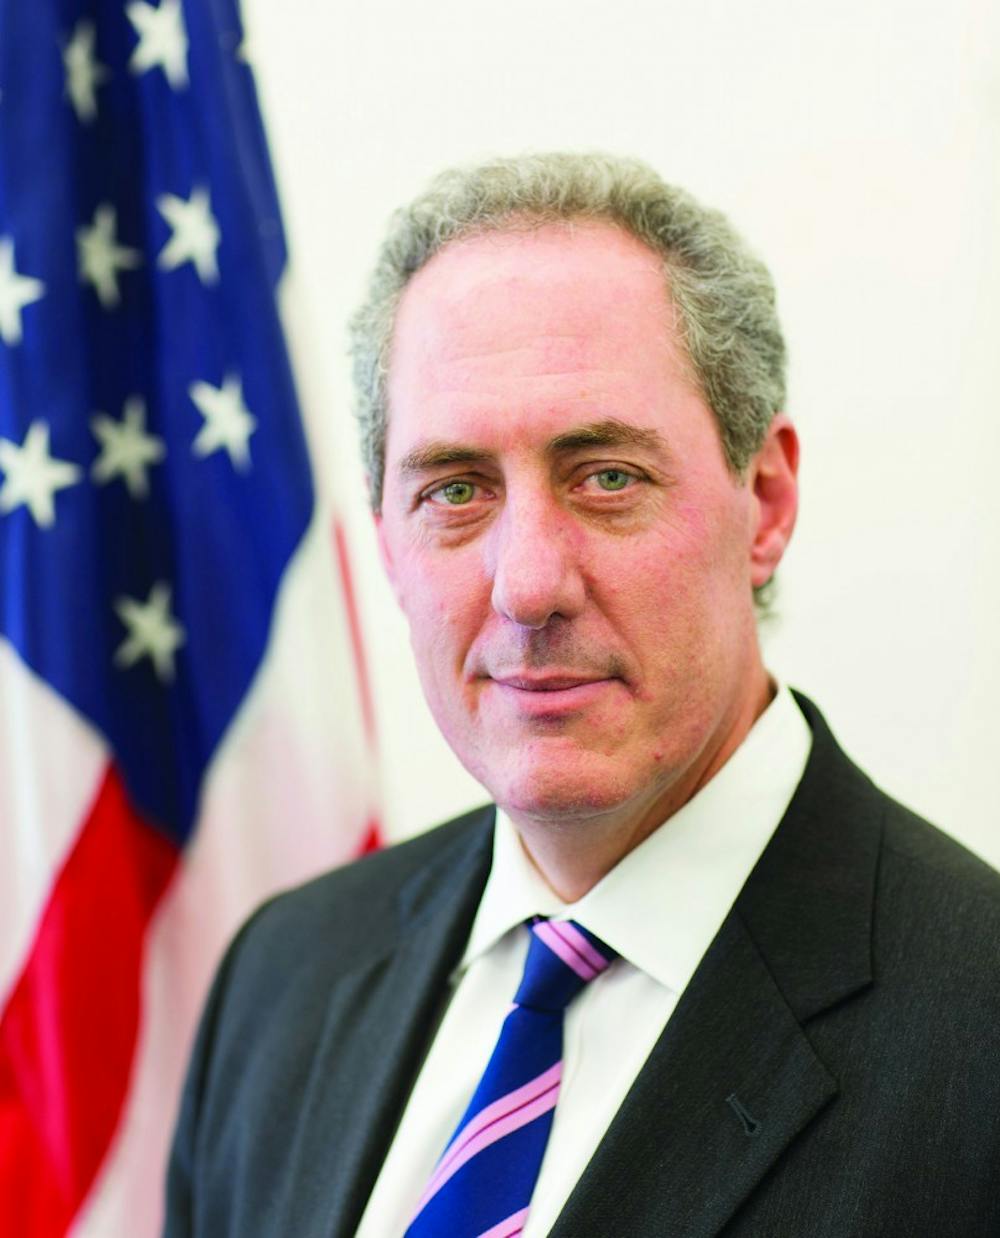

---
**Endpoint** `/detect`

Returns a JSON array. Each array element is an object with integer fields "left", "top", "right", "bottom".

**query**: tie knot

[{"left": 513, "top": 918, "right": 617, "bottom": 1012}]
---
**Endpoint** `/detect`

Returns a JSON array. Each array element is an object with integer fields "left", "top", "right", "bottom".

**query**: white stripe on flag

[{"left": 0, "top": 637, "right": 109, "bottom": 1008}]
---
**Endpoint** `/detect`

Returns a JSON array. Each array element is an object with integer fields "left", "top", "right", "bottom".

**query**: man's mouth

[
  {"left": 486, "top": 672, "right": 619, "bottom": 717},
  {"left": 491, "top": 673, "right": 608, "bottom": 692}
]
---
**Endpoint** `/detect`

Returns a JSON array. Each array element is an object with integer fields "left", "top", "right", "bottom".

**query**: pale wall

[{"left": 243, "top": 0, "right": 1000, "bottom": 866}]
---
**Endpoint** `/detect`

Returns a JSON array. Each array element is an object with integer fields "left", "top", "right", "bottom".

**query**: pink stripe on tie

[
  {"left": 420, "top": 1062, "right": 562, "bottom": 1202},
  {"left": 476, "top": 1207, "right": 531, "bottom": 1238},
  {"left": 533, "top": 920, "right": 598, "bottom": 980},
  {"left": 435, "top": 1061, "right": 563, "bottom": 1184},
  {"left": 550, "top": 920, "right": 610, "bottom": 974},
  {"left": 414, "top": 1072, "right": 562, "bottom": 1214}
]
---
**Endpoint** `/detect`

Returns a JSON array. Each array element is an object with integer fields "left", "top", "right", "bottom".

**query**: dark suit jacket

[{"left": 164, "top": 695, "right": 1000, "bottom": 1236}]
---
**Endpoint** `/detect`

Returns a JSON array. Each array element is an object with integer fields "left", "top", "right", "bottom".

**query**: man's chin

[
  {"left": 444, "top": 721, "right": 652, "bottom": 821},
  {"left": 485, "top": 760, "right": 638, "bottom": 825}
]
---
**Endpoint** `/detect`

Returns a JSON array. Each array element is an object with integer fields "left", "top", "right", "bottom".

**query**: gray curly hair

[{"left": 349, "top": 151, "right": 786, "bottom": 515}]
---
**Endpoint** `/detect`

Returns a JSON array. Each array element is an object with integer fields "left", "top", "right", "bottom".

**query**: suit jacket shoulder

[
  {"left": 866, "top": 795, "right": 1000, "bottom": 1068},
  {"left": 227, "top": 802, "right": 495, "bottom": 994},
  {"left": 882, "top": 792, "right": 1000, "bottom": 902}
]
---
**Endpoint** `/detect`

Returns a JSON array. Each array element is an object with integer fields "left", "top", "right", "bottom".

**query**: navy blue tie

[{"left": 405, "top": 917, "right": 617, "bottom": 1238}]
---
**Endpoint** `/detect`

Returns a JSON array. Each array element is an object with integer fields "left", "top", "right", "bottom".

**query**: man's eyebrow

[
  {"left": 546, "top": 419, "right": 670, "bottom": 456},
  {"left": 395, "top": 419, "right": 671, "bottom": 479},
  {"left": 396, "top": 444, "right": 493, "bottom": 478}
]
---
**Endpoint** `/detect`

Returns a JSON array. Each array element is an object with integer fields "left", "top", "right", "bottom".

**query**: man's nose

[{"left": 487, "top": 494, "right": 586, "bottom": 629}]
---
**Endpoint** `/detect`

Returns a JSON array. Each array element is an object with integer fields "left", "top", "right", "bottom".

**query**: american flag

[{"left": 0, "top": 1, "right": 379, "bottom": 1233}]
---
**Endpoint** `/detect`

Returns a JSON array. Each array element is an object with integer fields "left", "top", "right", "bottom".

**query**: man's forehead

[
  {"left": 388, "top": 223, "right": 692, "bottom": 412},
  {"left": 392, "top": 220, "right": 674, "bottom": 349}
]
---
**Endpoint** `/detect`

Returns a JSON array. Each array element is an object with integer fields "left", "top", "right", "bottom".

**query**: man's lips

[
  {"left": 490, "top": 673, "right": 612, "bottom": 691},
  {"left": 485, "top": 673, "right": 620, "bottom": 716}
]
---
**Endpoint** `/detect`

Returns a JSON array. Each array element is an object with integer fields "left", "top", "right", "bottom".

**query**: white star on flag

[
  {"left": 0, "top": 420, "right": 83, "bottom": 528},
  {"left": 0, "top": 236, "right": 45, "bottom": 346},
  {"left": 91, "top": 396, "right": 166, "bottom": 498},
  {"left": 77, "top": 204, "right": 143, "bottom": 308},
  {"left": 63, "top": 19, "right": 111, "bottom": 123},
  {"left": 156, "top": 188, "right": 221, "bottom": 284},
  {"left": 189, "top": 373, "right": 257, "bottom": 470},
  {"left": 114, "top": 581, "right": 186, "bottom": 682},
  {"left": 126, "top": 0, "right": 189, "bottom": 90}
]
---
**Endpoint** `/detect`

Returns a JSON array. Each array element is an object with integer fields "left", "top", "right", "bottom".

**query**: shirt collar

[{"left": 460, "top": 684, "right": 812, "bottom": 994}]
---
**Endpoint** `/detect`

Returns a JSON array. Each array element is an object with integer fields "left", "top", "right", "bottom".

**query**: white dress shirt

[{"left": 356, "top": 685, "right": 812, "bottom": 1237}]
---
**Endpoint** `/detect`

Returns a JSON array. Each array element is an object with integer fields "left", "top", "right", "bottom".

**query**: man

[{"left": 164, "top": 154, "right": 1000, "bottom": 1237}]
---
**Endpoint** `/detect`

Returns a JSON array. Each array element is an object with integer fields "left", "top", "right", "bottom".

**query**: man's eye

[
  {"left": 592, "top": 469, "right": 634, "bottom": 492},
  {"left": 430, "top": 480, "right": 476, "bottom": 505}
]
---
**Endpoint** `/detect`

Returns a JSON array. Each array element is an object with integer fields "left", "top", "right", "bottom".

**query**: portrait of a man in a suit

[{"left": 164, "top": 153, "right": 1000, "bottom": 1237}]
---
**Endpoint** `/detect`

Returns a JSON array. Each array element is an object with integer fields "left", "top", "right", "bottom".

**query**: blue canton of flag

[{"left": 0, "top": 0, "right": 313, "bottom": 842}]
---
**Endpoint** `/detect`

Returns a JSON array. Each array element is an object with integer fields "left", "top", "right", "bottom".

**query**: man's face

[{"left": 377, "top": 222, "right": 777, "bottom": 830}]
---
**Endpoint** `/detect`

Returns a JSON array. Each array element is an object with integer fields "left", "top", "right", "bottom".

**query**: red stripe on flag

[
  {"left": 359, "top": 815, "right": 383, "bottom": 854},
  {"left": 0, "top": 765, "right": 179, "bottom": 1236}
]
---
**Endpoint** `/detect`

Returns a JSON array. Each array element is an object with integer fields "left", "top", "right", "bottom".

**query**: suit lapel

[
  {"left": 276, "top": 809, "right": 495, "bottom": 1238},
  {"left": 551, "top": 913, "right": 838, "bottom": 1237},
  {"left": 552, "top": 694, "right": 882, "bottom": 1237}
]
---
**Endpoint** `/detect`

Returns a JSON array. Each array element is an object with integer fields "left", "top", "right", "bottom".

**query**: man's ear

[{"left": 748, "top": 413, "right": 799, "bottom": 588}]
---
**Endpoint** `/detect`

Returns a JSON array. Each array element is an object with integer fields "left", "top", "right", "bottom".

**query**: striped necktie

[{"left": 405, "top": 917, "right": 618, "bottom": 1238}]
